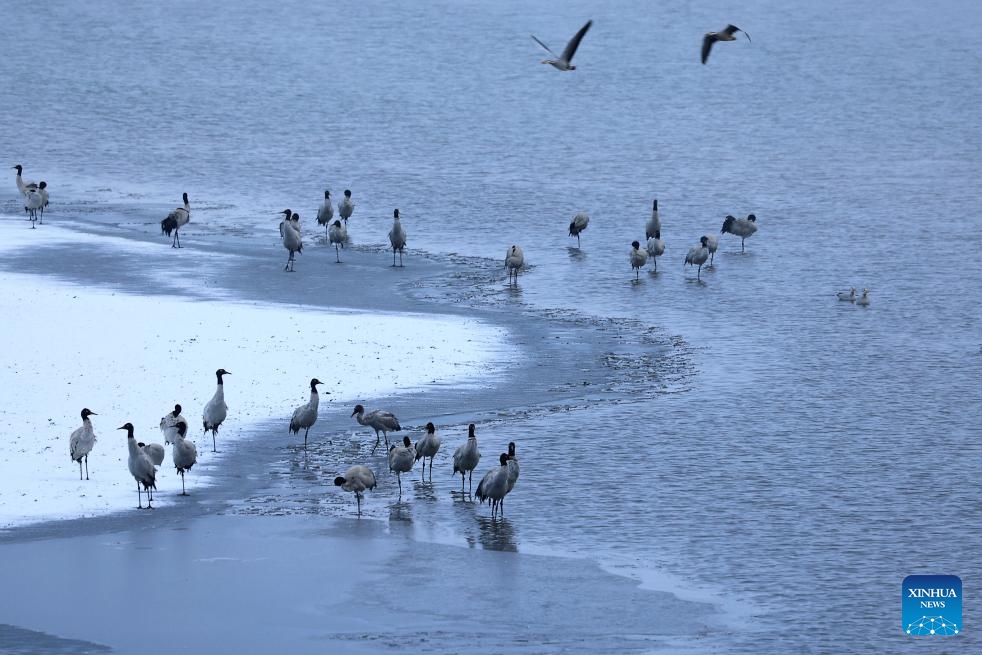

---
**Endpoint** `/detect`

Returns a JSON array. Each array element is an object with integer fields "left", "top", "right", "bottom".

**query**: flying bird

[
  {"left": 702, "top": 24, "right": 750, "bottom": 64},
  {"left": 531, "top": 19, "right": 593, "bottom": 71}
]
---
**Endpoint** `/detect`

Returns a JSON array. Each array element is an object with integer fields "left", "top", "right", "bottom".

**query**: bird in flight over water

[
  {"left": 531, "top": 19, "right": 593, "bottom": 71},
  {"left": 702, "top": 24, "right": 750, "bottom": 64}
]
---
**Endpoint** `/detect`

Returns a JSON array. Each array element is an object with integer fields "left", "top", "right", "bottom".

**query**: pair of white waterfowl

[{"left": 837, "top": 287, "right": 871, "bottom": 306}]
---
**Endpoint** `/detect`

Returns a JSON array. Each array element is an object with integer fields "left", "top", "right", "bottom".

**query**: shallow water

[{"left": 3, "top": 0, "right": 981, "bottom": 652}]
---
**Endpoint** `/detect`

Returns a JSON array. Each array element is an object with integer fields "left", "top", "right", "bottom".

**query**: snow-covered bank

[{"left": 0, "top": 219, "right": 512, "bottom": 528}]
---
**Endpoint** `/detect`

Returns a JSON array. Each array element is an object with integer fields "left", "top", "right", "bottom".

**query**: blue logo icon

[{"left": 903, "top": 575, "right": 961, "bottom": 635}]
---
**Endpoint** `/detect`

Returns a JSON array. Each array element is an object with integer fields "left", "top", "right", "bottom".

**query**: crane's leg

[
  {"left": 372, "top": 432, "right": 380, "bottom": 454},
  {"left": 78, "top": 460, "right": 83, "bottom": 480},
  {"left": 212, "top": 432, "right": 217, "bottom": 453},
  {"left": 146, "top": 485, "right": 154, "bottom": 509},
  {"left": 356, "top": 492, "right": 362, "bottom": 515},
  {"left": 181, "top": 470, "right": 188, "bottom": 496},
  {"left": 741, "top": 238, "right": 745, "bottom": 253},
  {"left": 85, "top": 455, "right": 90, "bottom": 481},
  {"left": 399, "top": 250, "right": 404, "bottom": 267},
  {"left": 335, "top": 244, "right": 341, "bottom": 263},
  {"left": 136, "top": 481, "right": 143, "bottom": 509},
  {"left": 397, "top": 473, "right": 403, "bottom": 498},
  {"left": 304, "top": 427, "right": 309, "bottom": 450}
]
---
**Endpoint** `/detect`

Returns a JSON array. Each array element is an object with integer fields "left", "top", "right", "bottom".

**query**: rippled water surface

[{"left": 3, "top": 0, "right": 981, "bottom": 652}]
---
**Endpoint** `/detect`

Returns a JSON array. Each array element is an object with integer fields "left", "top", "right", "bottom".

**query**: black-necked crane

[
  {"left": 721, "top": 214, "right": 758, "bottom": 252},
  {"left": 505, "top": 441, "right": 520, "bottom": 494},
  {"left": 352, "top": 404, "right": 402, "bottom": 453},
  {"left": 69, "top": 408, "right": 97, "bottom": 481},
  {"left": 171, "top": 420, "right": 197, "bottom": 496},
  {"left": 685, "top": 236, "right": 710, "bottom": 279},
  {"left": 119, "top": 422, "right": 157, "bottom": 509},
  {"left": 316, "top": 190, "right": 334, "bottom": 227},
  {"left": 160, "top": 403, "right": 187, "bottom": 445},
  {"left": 139, "top": 441, "right": 165, "bottom": 466},
  {"left": 704, "top": 234, "right": 719, "bottom": 265},
  {"left": 202, "top": 368, "right": 230, "bottom": 452},
  {"left": 160, "top": 193, "right": 190, "bottom": 248},
  {"left": 388, "top": 209, "right": 407, "bottom": 266},
  {"left": 289, "top": 378, "right": 324, "bottom": 449},
  {"left": 24, "top": 186, "right": 44, "bottom": 228},
  {"left": 334, "top": 465, "right": 376, "bottom": 515},
  {"left": 338, "top": 189, "right": 354, "bottom": 224},
  {"left": 452, "top": 423, "right": 481, "bottom": 494},
  {"left": 389, "top": 435, "right": 415, "bottom": 497},
  {"left": 568, "top": 211, "right": 589, "bottom": 247},
  {"left": 630, "top": 240, "right": 648, "bottom": 280},
  {"left": 504, "top": 245, "right": 524, "bottom": 285},
  {"left": 414, "top": 422, "right": 441, "bottom": 481},
  {"left": 280, "top": 209, "right": 302, "bottom": 271},
  {"left": 328, "top": 220, "right": 348, "bottom": 263},
  {"left": 475, "top": 453, "right": 511, "bottom": 519},
  {"left": 12, "top": 164, "right": 37, "bottom": 196},
  {"left": 645, "top": 231, "right": 665, "bottom": 271},
  {"left": 645, "top": 199, "right": 661, "bottom": 239}
]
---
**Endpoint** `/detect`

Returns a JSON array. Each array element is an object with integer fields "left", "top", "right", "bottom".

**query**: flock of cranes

[
  {"left": 66, "top": 368, "right": 519, "bottom": 517},
  {"left": 14, "top": 161, "right": 766, "bottom": 285}
]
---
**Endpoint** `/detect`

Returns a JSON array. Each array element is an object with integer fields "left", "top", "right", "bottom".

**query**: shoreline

[
  {"left": 0, "top": 217, "right": 515, "bottom": 530},
  {"left": 0, "top": 212, "right": 731, "bottom": 652}
]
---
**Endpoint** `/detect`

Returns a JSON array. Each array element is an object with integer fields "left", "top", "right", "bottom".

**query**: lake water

[{"left": 2, "top": 0, "right": 981, "bottom": 652}]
